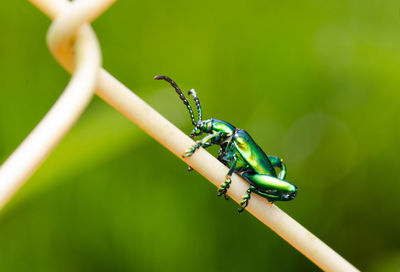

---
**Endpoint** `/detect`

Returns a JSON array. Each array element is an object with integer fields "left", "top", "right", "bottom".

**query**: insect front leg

[
  {"left": 187, "top": 143, "right": 212, "bottom": 171},
  {"left": 182, "top": 132, "right": 220, "bottom": 158},
  {"left": 217, "top": 154, "right": 237, "bottom": 200},
  {"left": 267, "top": 155, "right": 287, "bottom": 180}
]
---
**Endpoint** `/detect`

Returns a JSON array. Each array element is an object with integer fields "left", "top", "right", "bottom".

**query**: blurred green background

[{"left": 1, "top": 1, "right": 400, "bottom": 271}]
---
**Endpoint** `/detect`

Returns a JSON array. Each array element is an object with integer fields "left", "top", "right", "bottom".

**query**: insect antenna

[
  {"left": 154, "top": 75, "right": 197, "bottom": 126},
  {"left": 188, "top": 89, "right": 202, "bottom": 123}
]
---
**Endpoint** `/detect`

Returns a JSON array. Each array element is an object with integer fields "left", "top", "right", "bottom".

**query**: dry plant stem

[
  {"left": 0, "top": 0, "right": 116, "bottom": 209},
  {"left": 0, "top": 0, "right": 357, "bottom": 271}
]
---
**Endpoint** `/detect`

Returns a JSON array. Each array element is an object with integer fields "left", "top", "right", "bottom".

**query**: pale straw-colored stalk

[
  {"left": 0, "top": 0, "right": 116, "bottom": 208},
  {"left": 0, "top": 0, "right": 359, "bottom": 271}
]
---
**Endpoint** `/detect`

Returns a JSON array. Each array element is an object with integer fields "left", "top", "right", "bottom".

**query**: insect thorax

[{"left": 206, "top": 119, "right": 235, "bottom": 136}]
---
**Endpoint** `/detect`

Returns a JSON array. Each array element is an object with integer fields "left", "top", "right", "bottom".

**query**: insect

[{"left": 154, "top": 75, "right": 297, "bottom": 212}]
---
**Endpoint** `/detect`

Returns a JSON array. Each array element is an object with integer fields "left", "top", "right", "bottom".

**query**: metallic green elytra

[{"left": 154, "top": 75, "right": 297, "bottom": 212}]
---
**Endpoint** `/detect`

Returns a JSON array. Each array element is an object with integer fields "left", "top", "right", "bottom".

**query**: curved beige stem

[{"left": 0, "top": 0, "right": 115, "bottom": 209}]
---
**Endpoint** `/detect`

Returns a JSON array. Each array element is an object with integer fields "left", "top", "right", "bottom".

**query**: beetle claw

[
  {"left": 217, "top": 187, "right": 226, "bottom": 196},
  {"left": 217, "top": 190, "right": 230, "bottom": 200},
  {"left": 182, "top": 142, "right": 202, "bottom": 158},
  {"left": 238, "top": 207, "right": 245, "bottom": 213},
  {"left": 238, "top": 201, "right": 248, "bottom": 213}
]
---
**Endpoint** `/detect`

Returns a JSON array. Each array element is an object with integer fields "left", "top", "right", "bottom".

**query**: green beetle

[{"left": 155, "top": 76, "right": 297, "bottom": 212}]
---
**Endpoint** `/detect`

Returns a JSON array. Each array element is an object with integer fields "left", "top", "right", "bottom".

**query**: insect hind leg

[
  {"left": 243, "top": 173, "right": 297, "bottom": 202},
  {"left": 267, "top": 155, "right": 287, "bottom": 180}
]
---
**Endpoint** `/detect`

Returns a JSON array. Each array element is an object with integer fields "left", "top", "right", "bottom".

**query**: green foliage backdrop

[{"left": 1, "top": 1, "right": 400, "bottom": 271}]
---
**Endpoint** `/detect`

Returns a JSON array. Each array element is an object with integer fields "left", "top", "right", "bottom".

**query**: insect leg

[
  {"left": 182, "top": 132, "right": 220, "bottom": 158},
  {"left": 242, "top": 173, "right": 297, "bottom": 201},
  {"left": 217, "top": 154, "right": 237, "bottom": 200},
  {"left": 238, "top": 185, "right": 256, "bottom": 213},
  {"left": 187, "top": 143, "right": 212, "bottom": 171},
  {"left": 267, "top": 155, "right": 287, "bottom": 180}
]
